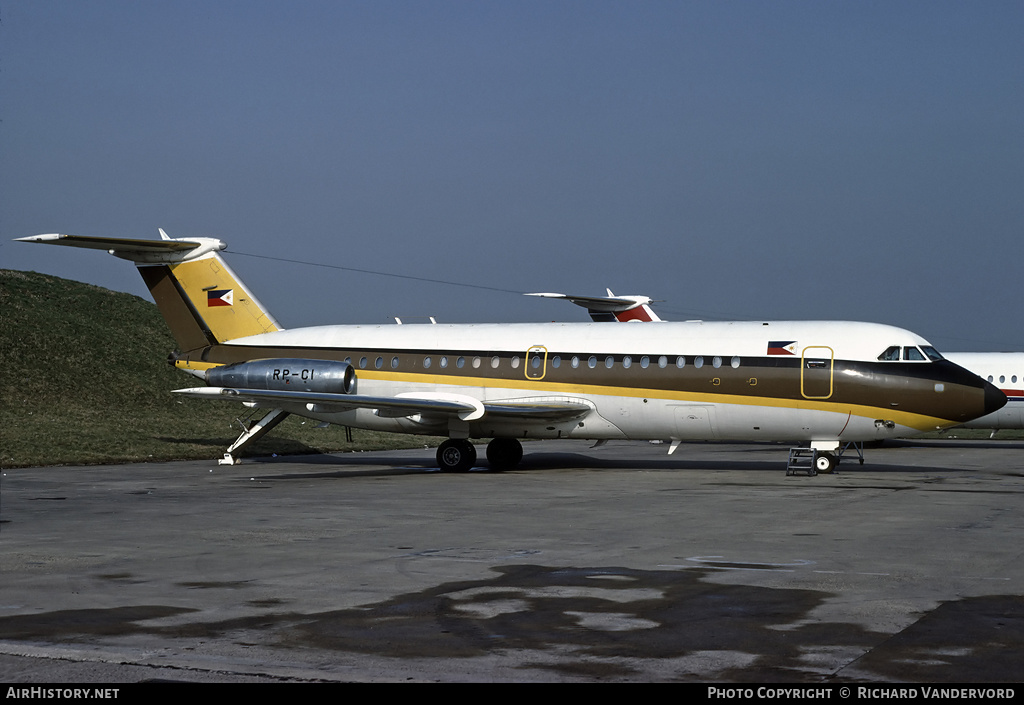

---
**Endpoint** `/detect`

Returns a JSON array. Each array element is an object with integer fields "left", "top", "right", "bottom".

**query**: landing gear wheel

[
  {"left": 486, "top": 438, "right": 523, "bottom": 472},
  {"left": 437, "top": 439, "right": 476, "bottom": 472},
  {"left": 815, "top": 452, "right": 837, "bottom": 474}
]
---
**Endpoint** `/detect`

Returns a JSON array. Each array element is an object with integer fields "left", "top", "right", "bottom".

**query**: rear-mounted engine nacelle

[{"left": 206, "top": 358, "right": 355, "bottom": 394}]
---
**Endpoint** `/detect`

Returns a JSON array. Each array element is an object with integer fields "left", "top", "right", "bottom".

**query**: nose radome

[{"left": 984, "top": 380, "right": 1008, "bottom": 417}]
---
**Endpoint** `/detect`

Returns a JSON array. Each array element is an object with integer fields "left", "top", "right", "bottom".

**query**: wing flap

[{"left": 481, "top": 399, "right": 591, "bottom": 421}]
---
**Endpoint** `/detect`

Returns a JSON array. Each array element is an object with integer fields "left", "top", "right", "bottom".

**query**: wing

[{"left": 173, "top": 387, "right": 591, "bottom": 422}]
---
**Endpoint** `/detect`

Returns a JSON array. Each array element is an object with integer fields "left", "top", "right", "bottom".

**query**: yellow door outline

[
  {"left": 801, "top": 345, "right": 834, "bottom": 399},
  {"left": 526, "top": 346, "right": 548, "bottom": 380}
]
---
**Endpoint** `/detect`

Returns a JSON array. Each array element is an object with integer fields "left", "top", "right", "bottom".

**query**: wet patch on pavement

[
  {"left": 1, "top": 566, "right": 1020, "bottom": 681},
  {"left": 849, "top": 594, "right": 1024, "bottom": 682}
]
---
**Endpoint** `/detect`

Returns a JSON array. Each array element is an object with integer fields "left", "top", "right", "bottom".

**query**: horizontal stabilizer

[{"left": 16, "top": 231, "right": 226, "bottom": 263}]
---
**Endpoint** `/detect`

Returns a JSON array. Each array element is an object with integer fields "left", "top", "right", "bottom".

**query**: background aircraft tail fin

[
  {"left": 525, "top": 289, "right": 663, "bottom": 322},
  {"left": 16, "top": 231, "right": 281, "bottom": 351}
]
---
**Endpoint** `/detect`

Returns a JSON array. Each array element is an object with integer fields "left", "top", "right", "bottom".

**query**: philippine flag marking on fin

[
  {"left": 208, "top": 289, "right": 233, "bottom": 307},
  {"left": 768, "top": 341, "right": 797, "bottom": 356}
]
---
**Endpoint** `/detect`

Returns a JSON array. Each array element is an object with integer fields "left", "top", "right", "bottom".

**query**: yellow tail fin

[{"left": 16, "top": 230, "right": 280, "bottom": 352}]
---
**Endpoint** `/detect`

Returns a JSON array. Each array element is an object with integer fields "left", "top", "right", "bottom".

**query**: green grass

[{"left": 0, "top": 270, "right": 438, "bottom": 468}]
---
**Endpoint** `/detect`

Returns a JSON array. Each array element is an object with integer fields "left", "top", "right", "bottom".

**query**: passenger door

[{"left": 801, "top": 346, "right": 834, "bottom": 399}]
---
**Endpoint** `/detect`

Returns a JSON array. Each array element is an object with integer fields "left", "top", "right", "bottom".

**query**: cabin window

[
  {"left": 694, "top": 356, "right": 704, "bottom": 369},
  {"left": 391, "top": 356, "right": 399, "bottom": 369},
  {"left": 491, "top": 356, "right": 500, "bottom": 368},
  {"left": 658, "top": 355, "right": 668, "bottom": 368},
  {"left": 473, "top": 357, "right": 481, "bottom": 368},
  {"left": 456, "top": 356, "right": 465, "bottom": 368},
  {"left": 640, "top": 356, "right": 650, "bottom": 369},
  {"left": 712, "top": 356, "right": 722, "bottom": 369},
  {"left": 359, "top": 356, "right": 367, "bottom": 369},
  {"left": 605, "top": 356, "right": 614, "bottom": 369},
  {"left": 571, "top": 356, "right": 580, "bottom": 369},
  {"left": 1013, "top": 376, "right": 1018, "bottom": 384},
  {"left": 588, "top": 356, "right": 597, "bottom": 369},
  {"left": 622, "top": 355, "right": 632, "bottom": 369},
  {"left": 375, "top": 356, "right": 384, "bottom": 369},
  {"left": 511, "top": 356, "right": 521, "bottom": 369},
  {"left": 440, "top": 357, "right": 449, "bottom": 368},
  {"left": 731, "top": 356, "right": 741, "bottom": 368},
  {"left": 424, "top": 356, "right": 432, "bottom": 369},
  {"left": 1000, "top": 375, "right": 1006, "bottom": 384},
  {"left": 676, "top": 356, "right": 685, "bottom": 368},
  {"left": 551, "top": 356, "right": 561, "bottom": 368}
]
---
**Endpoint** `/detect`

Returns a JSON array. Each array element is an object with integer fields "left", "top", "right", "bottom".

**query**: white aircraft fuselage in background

[{"left": 944, "top": 353, "right": 1024, "bottom": 432}]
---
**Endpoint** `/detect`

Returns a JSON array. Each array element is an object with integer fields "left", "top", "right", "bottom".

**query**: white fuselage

[
  {"left": 945, "top": 353, "right": 1024, "bottom": 430},
  {"left": 217, "top": 319, "right": 993, "bottom": 450}
]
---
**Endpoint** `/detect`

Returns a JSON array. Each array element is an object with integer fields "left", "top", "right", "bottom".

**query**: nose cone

[
  {"left": 983, "top": 378, "right": 1008, "bottom": 417},
  {"left": 940, "top": 360, "right": 1007, "bottom": 423}
]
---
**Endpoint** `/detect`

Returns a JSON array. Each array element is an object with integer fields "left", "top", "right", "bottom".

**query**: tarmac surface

[{"left": 1, "top": 438, "right": 1023, "bottom": 683}]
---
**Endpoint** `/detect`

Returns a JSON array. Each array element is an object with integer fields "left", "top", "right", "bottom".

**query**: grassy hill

[{"left": 0, "top": 270, "right": 437, "bottom": 467}]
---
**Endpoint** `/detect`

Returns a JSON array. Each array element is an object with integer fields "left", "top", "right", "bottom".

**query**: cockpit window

[{"left": 878, "top": 345, "right": 942, "bottom": 362}]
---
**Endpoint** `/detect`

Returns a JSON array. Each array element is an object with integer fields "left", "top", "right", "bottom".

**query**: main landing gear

[
  {"left": 436, "top": 439, "right": 476, "bottom": 473},
  {"left": 436, "top": 438, "right": 524, "bottom": 472}
]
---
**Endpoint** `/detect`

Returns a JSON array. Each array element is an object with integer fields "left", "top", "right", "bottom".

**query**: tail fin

[
  {"left": 602, "top": 289, "right": 662, "bottom": 322},
  {"left": 16, "top": 230, "right": 280, "bottom": 351}
]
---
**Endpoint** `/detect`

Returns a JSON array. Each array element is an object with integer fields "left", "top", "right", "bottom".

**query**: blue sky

[{"left": 3, "top": 1, "right": 1022, "bottom": 350}]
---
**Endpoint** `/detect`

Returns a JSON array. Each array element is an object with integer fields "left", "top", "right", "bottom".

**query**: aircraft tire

[
  {"left": 815, "top": 452, "right": 837, "bottom": 474},
  {"left": 486, "top": 438, "right": 523, "bottom": 472},
  {"left": 437, "top": 439, "right": 476, "bottom": 472}
]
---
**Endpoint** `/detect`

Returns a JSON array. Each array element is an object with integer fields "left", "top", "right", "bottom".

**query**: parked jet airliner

[
  {"left": 17, "top": 231, "right": 1005, "bottom": 473},
  {"left": 542, "top": 290, "right": 1024, "bottom": 436}
]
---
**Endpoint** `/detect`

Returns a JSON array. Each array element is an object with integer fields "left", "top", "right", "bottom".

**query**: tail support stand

[{"left": 219, "top": 408, "right": 291, "bottom": 465}]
